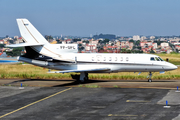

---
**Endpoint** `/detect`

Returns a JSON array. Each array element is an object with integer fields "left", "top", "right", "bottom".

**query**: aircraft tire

[{"left": 148, "top": 79, "right": 152, "bottom": 82}]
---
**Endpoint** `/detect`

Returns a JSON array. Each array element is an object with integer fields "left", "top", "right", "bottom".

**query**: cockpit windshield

[
  {"left": 155, "top": 57, "right": 160, "bottom": 61},
  {"left": 150, "top": 57, "right": 164, "bottom": 61},
  {"left": 158, "top": 57, "right": 164, "bottom": 61}
]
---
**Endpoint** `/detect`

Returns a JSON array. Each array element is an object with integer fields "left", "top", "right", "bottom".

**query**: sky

[{"left": 0, "top": 0, "right": 180, "bottom": 37}]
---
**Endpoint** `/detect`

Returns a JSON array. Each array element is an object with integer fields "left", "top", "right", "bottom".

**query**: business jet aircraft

[{"left": 7, "top": 19, "right": 177, "bottom": 82}]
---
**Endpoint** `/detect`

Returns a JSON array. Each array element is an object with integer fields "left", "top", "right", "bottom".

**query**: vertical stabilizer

[{"left": 16, "top": 19, "right": 49, "bottom": 44}]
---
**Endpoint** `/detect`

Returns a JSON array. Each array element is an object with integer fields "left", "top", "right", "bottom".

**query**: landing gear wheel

[
  {"left": 79, "top": 72, "right": 89, "bottom": 83},
  {"left": 84, "top": 73, "right": 89, "bottom": 81},
  {"left": 147, "top": 72, "right": 153, "bottom": 82},
  {"left": 148, "top": 79, "right": 152, "bottom": 82}
]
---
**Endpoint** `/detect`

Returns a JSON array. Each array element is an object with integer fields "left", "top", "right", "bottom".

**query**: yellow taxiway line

[
  {"left": 0, "top": 87, "right": 72, "bottom": 119},
  {"left": 108, "top": 114, "right": 138, "bottom": 117},
  {"left": 126, "top": 100, "right": 151, "bottom": 102}
]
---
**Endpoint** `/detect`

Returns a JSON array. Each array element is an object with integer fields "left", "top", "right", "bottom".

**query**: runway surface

[{"left": 0, "top": 86, "right": 180, "bottom": 120}]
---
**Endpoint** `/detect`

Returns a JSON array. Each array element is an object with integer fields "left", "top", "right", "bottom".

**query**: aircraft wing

[
  {"left": 6, "top": 43, "right": 44, "bottom": 47},
  {"left": 48, "top": 68, "right": 111, "bottom": 73}
]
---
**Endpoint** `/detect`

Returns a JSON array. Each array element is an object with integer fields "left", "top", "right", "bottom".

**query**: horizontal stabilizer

[
  {"left": 6, "top": 43, "right": 44, "bottom": 47},
  {"left": 48, "top": 68, "right": 110, "bottom": 73}
]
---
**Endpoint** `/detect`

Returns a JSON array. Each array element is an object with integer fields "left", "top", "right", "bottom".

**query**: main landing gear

[
  {"left": 79, "top": 72, "right": 89, "bottom": 82},
  {"left": 71, "top": 72, "right": 89, "bottom": 83},
  {"left": 148, "top": 72, "right": 152, "bottom": 82}
]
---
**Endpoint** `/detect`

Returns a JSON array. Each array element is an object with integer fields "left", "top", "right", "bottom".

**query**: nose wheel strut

[{"left": 148, "top": 72, "right": 152, "bottom": 82}]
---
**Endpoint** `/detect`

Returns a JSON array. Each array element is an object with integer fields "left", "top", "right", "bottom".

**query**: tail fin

[{"left": 16, "top": 19, "right": 49, "bottom": 44}]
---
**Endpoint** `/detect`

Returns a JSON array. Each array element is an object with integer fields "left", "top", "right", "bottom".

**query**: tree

[
  {"left": 104, "top": 39, "right": 109, "bottom": 43},
  {"left": 9, "top": 40, "right": 14, "bottom": 44},
  {"left": 56, "top": 39, "right": 62, "bottom": 43},
  {"left": 120, "top": 48, "right": 132, "bottom": 53},
  {"left": 6, "top": 47, "right": 24, "bottom": 57},
  {"left": 0, "top": 44, "right": 5, "bottom": 48},
  {"left": 154, "top": 40, "right": 163, "bottom": 46},
  {"left": 134, "top": 40, "right": 140, "bottom": 46},
  {"left": 98, "top": 40, "right": 102, "bottom": 44},
  {"left": 150, "top": 48, "right": 155, "bottom": 53},
  {"left": 78, "top": 44, "right": 84, "bottom": 53},
  {"left": 129, "top": 39, "right": 134, "bottom": 43},
  {"left": 83, "top": 41, "right": 89, "bottom": 44},
  {"left": 45, "top": 35, "right": 53, "bottom": 40},
  {"left": 73, "top": 38, "right": 81, "bottom": 42}
]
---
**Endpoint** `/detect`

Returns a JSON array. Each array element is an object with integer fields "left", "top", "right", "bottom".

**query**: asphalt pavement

[{"left": 0, "top": 86, "right": 180, "bottom": 120}]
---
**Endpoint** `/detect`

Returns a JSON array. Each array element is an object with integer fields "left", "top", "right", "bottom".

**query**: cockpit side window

[
  {"left": 158, "top": 57, "right": 164, "bottom": 61},
  {"left": 150, "top": 57, "right": 155, "bottom": 61},
  {"left": 155, "top": 57, "right": 160, "bottom": 61}
]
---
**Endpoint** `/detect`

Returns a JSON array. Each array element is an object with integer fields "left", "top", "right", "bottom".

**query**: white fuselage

[
  {"left": 57, "top": 53, "right": 177, "bottom": 72},
  {"left": 18, "top": 53, "right": 177, "bottom": 73}
]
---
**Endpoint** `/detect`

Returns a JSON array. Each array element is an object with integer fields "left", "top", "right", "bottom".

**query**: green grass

[
  {"left": 78, "top": 85, "right": 83, "bottom": 87},
  {"left": 113, "top": 85, "right": 118, "bottom": 88},
  {"left": 0, "top": 54, "right": 180, "bottom": 81},
  {"left": 158, "top": 53, "right": 180, "bottom": 65},
  {"left": 84, "top": 85, "right": 100, "bottom": 88}
]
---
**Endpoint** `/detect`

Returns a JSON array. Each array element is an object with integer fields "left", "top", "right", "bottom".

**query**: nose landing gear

[{"left": 147, "top": 72, "right": 152, "bottom": 82}]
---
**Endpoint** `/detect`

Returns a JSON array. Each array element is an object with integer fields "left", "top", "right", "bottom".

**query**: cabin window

[
  {"left": 155, "top": 57, "right": 160, "bottom": 61},
  {"left": 158, "top": 57, "right": 164, "bottom": 61},
  {"left": 97, "top": 57, "right": 100, "bottom": 61},
  {"left": 115, "top": 57, "right": 117, "bottom": 61},
  {"left": 126, "top": 57, "right": 129, "bottom": 61},
  {"left": 92, "top": 57, "right": 94, "bottom": 61},
  {"left": 109, "top": 57, "right": 112, "bottom": 61},
  {"left": 103, "top": 57, "right": 106, "bottom": 61},
  {"left": 150, "top": 57, "right": 155, "bottom": 61},
  {"left": 121, "top": 57, "right": 123, "bottom": 61}
]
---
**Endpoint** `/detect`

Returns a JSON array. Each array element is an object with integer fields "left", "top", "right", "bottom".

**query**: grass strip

[{"left": 0, "top": 64, "right": 180, "bottom": 80}]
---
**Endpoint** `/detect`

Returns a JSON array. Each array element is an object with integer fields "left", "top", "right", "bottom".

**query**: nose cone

[
  {"left": 164, "top": 63, "right": 177, "bottom": 71},
  {"left": 171, "top": 64, "right": 178, "bottom": 70}
]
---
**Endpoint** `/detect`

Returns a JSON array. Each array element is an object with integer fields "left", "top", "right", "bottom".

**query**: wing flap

[{"left": 48, "top": 68, "right": 110, "bottom": 73}]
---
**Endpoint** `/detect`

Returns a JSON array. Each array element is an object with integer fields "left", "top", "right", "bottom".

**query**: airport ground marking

[
  {"left": 0, "top": 87, "right": 72, "bottom": 119},
  {"left": 126, "top": 100, "right": 151, "bottom": 103},
  {"left": 108, "top": 114, "right": 138, "bottom": 117},
  {"left": 138, "top": 87, "right": 176, "bottom": 90}
]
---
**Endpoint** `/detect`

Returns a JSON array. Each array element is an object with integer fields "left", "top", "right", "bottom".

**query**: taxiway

[{"left": 0, "top": 79, "right": 180, "bottom": 119}]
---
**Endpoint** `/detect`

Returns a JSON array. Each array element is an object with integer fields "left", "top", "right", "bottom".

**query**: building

[
  {"left": 152, "top": 43, "right": 157, "bottom": 49},
  {"left": 14, "top": 36, "right": 19, "bottom": 40},
  {"left": 140, "top": 36, "right": 147, "bottom": 41},
  {"left": 150, "top": 36, "right": 155, "bottom": 40},
  {"left": 133, "top": 35, "right": 140, "bottom": 41},
  {"left": 85, "top": 44, "right": 97, "bottom": 52},
  {"left": 160, "top": 43, "right": 169, "bottom": 48},
  {"left": 0, "top": 40, "right": 4, "bottom": 44}
]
